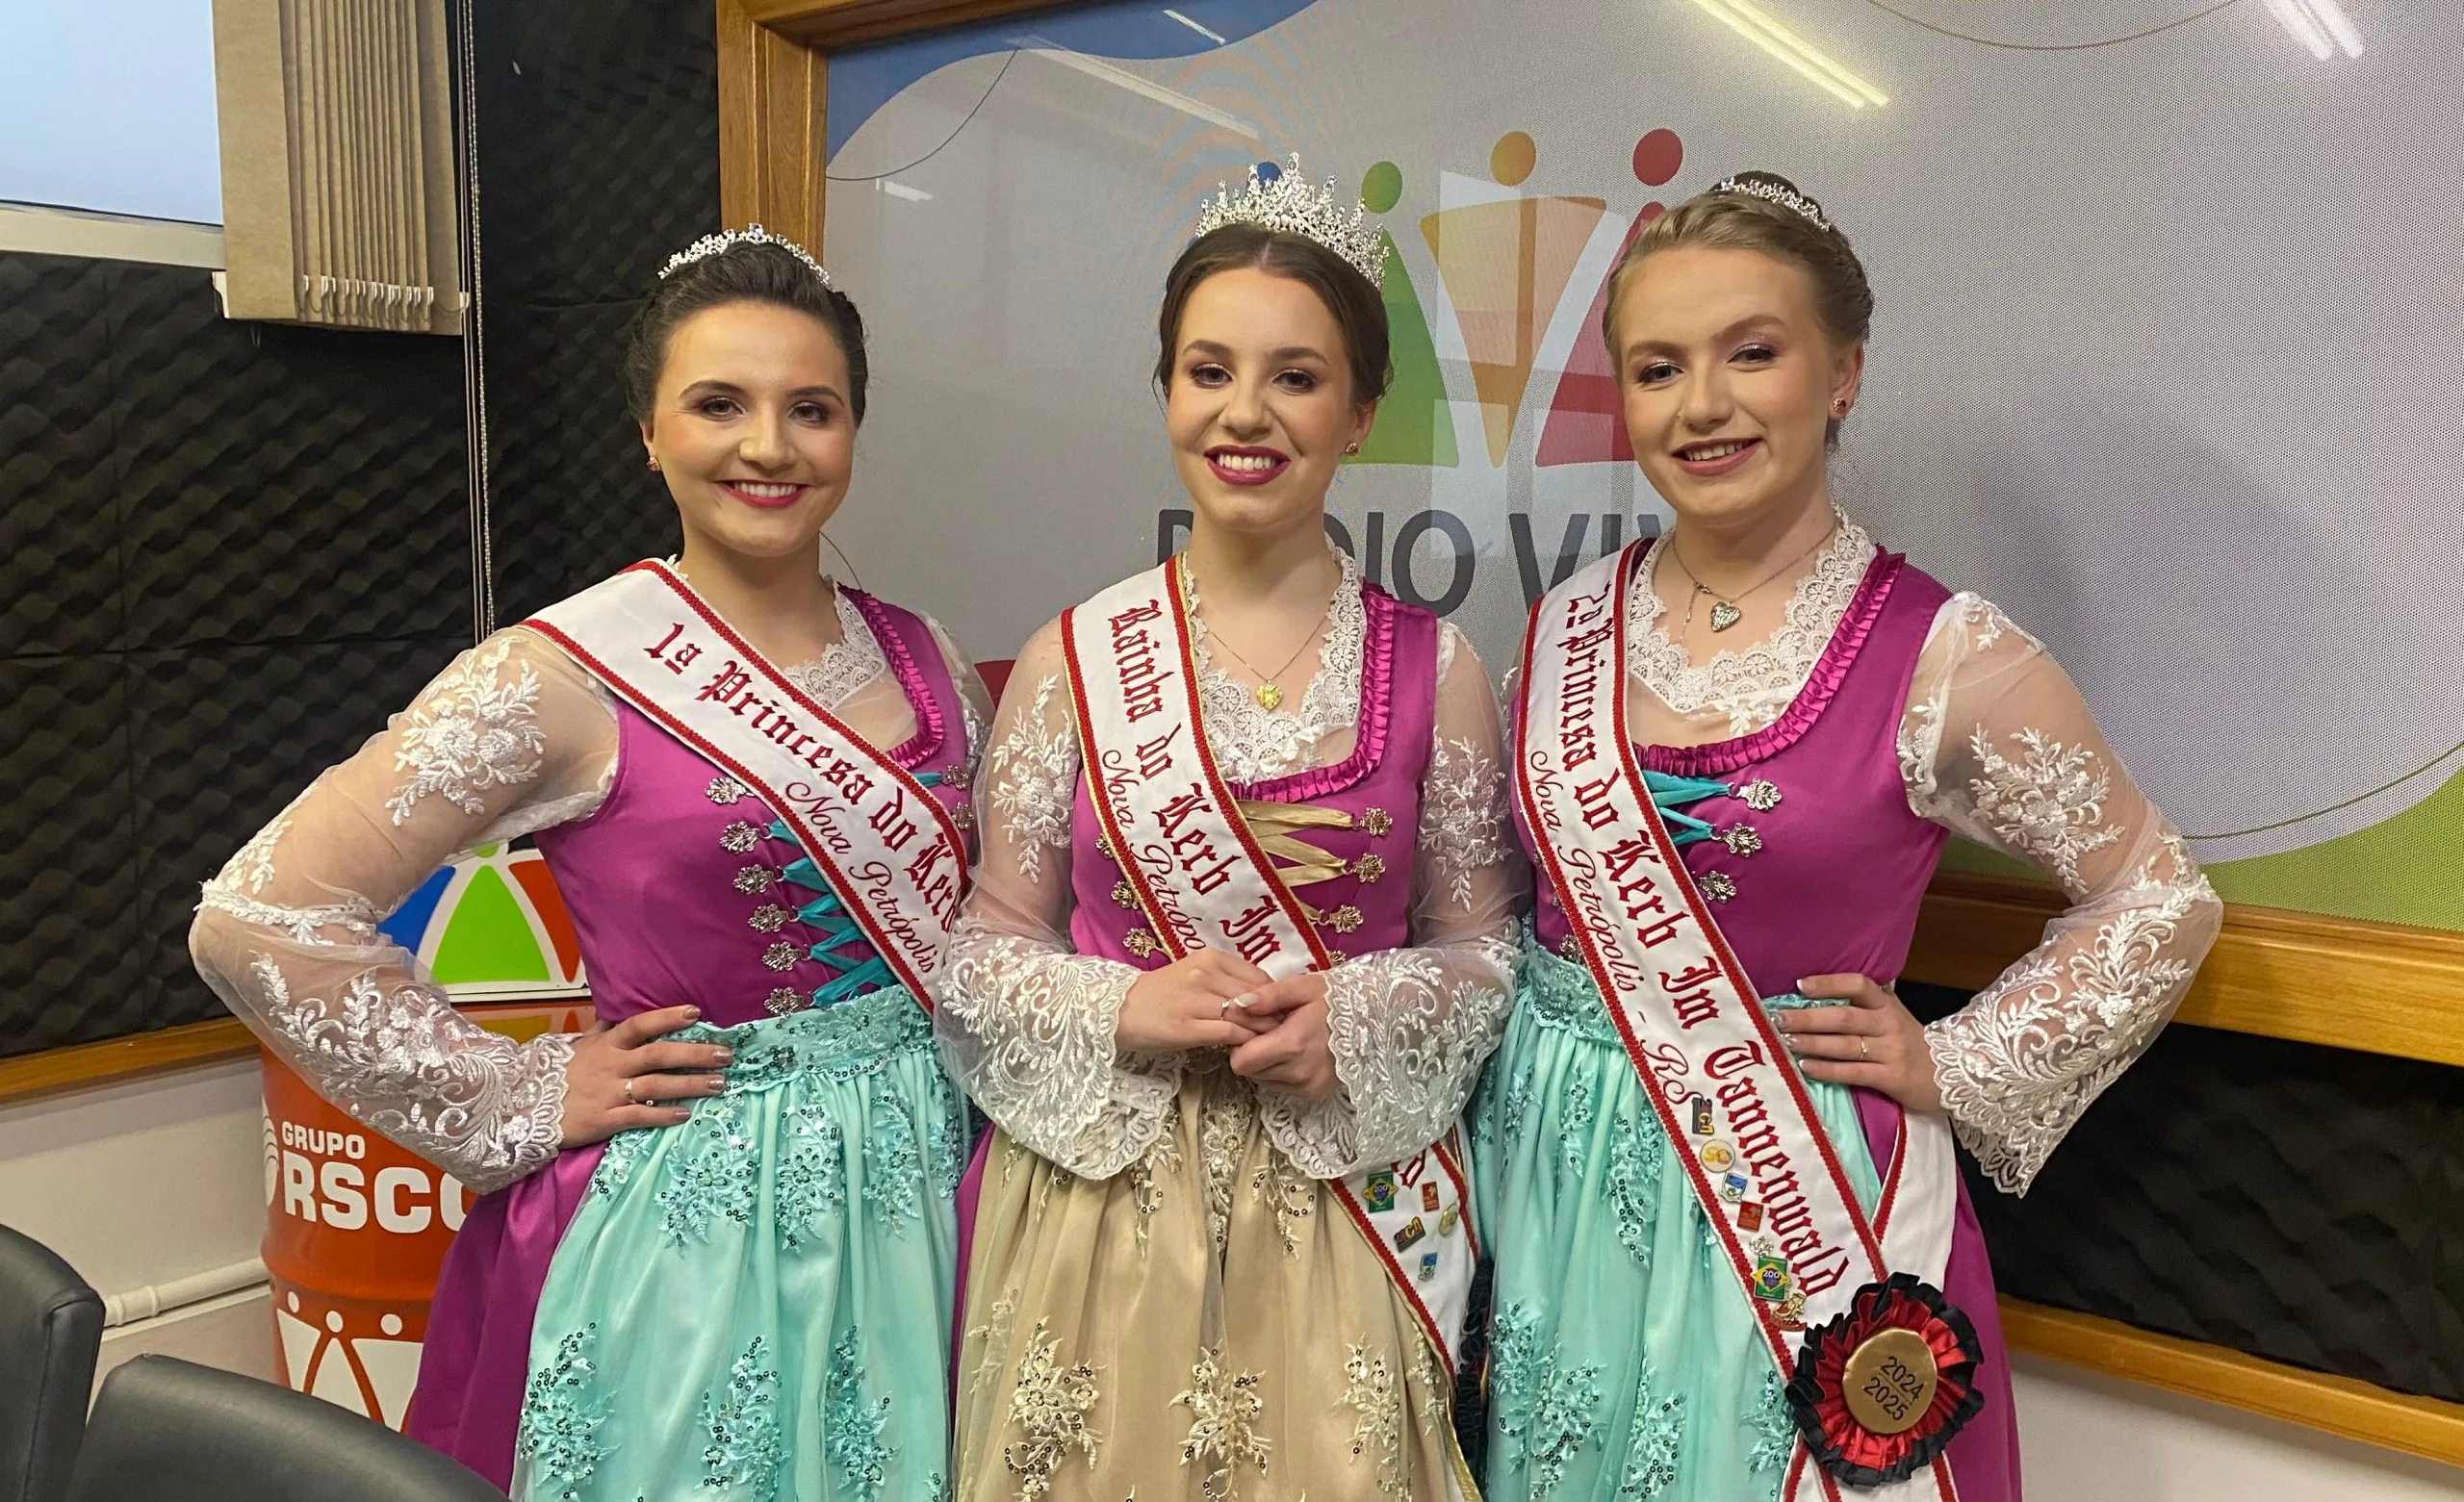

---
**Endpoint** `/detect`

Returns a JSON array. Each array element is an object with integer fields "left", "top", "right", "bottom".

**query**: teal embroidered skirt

[
  {"left": 1469, "top": 940, "right": 1883, "bottom": 1501},
  {"left": 513, "top": 990, "right": 964, "bottom": 1501}
]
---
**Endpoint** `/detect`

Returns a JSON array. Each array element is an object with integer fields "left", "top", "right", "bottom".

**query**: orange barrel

[{"left": 260, "top": 997, "right": 592, "bottom": 1427}]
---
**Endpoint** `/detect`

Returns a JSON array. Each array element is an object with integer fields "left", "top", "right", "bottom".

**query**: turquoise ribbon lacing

[
  {"left": 763, "top": 769, "right": 946, "bottom": 1009},
  {"left": 1644, "top": 769, "right": 1732, "bottom": 846}
]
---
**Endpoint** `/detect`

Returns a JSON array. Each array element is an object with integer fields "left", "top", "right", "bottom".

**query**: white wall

[
  {"left": 0, "top": 1058, "right": 273, "bottom": 1385},
  {"left": 2015, "top": 1355, "right": 2464, "bottom": 1501}
]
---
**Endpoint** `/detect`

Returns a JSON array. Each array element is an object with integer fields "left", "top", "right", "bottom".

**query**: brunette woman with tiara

[
  {"left": 934, "top": 159, "right": 1522, "bottom": 1499},
  {"left": 192, "top": 230, "right": 989, "bottom": 1498},
  {"left": 1477, "top": 171, "right": 2220, "bottom": 1500}
]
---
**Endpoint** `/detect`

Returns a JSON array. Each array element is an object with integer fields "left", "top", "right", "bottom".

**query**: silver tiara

[
  {"left": 659, "top": 224, "right": 834, "bottom": 286},
  {"left": 1194, "top": 155, "right": 1386, "bottom": 290},
  {"left": 1710, "top": 175, "right": 1832, "bottom": 232}
]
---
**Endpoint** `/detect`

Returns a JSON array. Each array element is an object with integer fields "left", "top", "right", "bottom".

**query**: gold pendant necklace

[
  {"left": 1187, "top": 561, "right": 1336, "bottom": 711},
  {"left": 1670, "top": 521, "right": 1837, "bottom": 635},
  {"left": 1226, "top": 637, "right": 1314, "bottom": 711}
]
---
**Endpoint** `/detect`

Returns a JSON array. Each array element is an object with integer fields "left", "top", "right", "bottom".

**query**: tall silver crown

[
  {"left": 659, "top": 223, "right": 834, "bottom": 286},
  {"left": 1709, "top": 175, "right": 1833, "bottom": 232},
  {"left": 1193, "top": 155, "right": 1386, "bottom": 291}
]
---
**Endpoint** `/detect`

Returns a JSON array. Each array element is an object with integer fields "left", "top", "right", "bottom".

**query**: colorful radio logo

[
  {"left": 376, "top": 841, "right": 587, "bottom": 998},
  {"left": 1345, "top": 126, "right": 1690, "bottom": 471},
  {"left": 266, "top": 843, "right": 590, "bottom": 1428}
]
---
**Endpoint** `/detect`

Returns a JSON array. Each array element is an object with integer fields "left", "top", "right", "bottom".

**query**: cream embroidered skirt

[{"left": 955, "top": 1063, "right": 1472, "bottom": 1500}]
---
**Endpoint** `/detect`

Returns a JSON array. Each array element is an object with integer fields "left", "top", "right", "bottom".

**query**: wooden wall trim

[
  {"left": 718, "top": 0, "right": 1077, "bottom": 243},
  {"left": 746, "top": 0, "right": 1078, "bottom": 49},
  {"left": 0, "top": 1018, "right": 259, "bottom": 1107},
  {"left": 717, "top": 0, "right": 831, "bottom": 245},
  {"left": 2003, "top": 1298, "right": 2464, "bottom": 1468},
  {"left": 1909, "top": 874, "right": 2464, "bottom": 1067}
]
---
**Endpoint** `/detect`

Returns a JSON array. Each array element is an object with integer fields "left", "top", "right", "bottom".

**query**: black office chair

[
  {"left": 0, "top": 1225, "right": 102, "bottom": 1502},
  {"left": 64, "top": 1358, "right": 503, "bottom": 1502}
]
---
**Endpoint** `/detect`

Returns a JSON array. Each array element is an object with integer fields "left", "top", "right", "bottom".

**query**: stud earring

[
  {"left": 1345, "top": 442, "right": 1361, "bottom": 455},
  {"left": 647, "top": 456, "right": 661, "bottom": 471},
  {"left": 1831, "top": 400, "right": 1849, "bottom": 418}
]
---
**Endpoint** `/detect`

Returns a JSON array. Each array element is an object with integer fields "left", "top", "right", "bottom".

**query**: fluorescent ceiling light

[
  {"left": 1163, "top": 9, "right": 1227, "bottom": 45},
  {"left": 1686, "top": 0, "right": 1888, "bottom": 109},
  {"left": 2308, "top": 0, "right": 2365, "bottom": 56},
  {"left": 1014, "top": 36, "right": 1261, "bottom": 139},
  {"left": 2264, "top": 0, "right": 2333, "bottom": 59},
  {"left": 876, "top": 179, "right": 933, "bottom": 202},
  {"left": 2265, "top": 0, "right": 2363, "bottom": 58}
]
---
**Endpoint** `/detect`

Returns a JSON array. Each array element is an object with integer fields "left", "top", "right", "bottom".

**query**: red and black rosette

[{"left": 1786, "top": 1272, "right": 1985, "bottom": 1486}]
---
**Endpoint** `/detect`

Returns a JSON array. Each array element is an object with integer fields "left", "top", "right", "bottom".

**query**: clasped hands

[{"left": 1116, "top": 950, "right": 1339, "bottom": 1102}]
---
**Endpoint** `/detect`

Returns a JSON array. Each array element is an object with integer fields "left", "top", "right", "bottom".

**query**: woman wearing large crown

[
  {"left": 1476, "top": 172, "right": 2220, "bottom": 1500},
  {"left": 191, "top": 233, "right": 988, "bottom": 1498},
  {"left": 935, "top": 160, "right": 1521, "bottom": 1499}
]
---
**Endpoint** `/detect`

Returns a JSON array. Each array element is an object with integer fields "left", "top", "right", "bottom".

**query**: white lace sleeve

[
  {"left": 931, "top": 620, "right": 1182, "bottom": 1177},
  {"left": 1265, "top": 626, "right": 1525, "bottom": 1178},
  {"left": 1902, "top": 594, "right": 2222, "bottom": 1195},
  {"left": 188, "top": 628, "right": 618, "bottom": 1194}
]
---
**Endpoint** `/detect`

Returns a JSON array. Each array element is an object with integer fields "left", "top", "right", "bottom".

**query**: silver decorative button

[
  {"left": 1700, "top": 871, "right": 1738, "bottom": 903},
  {"left": 1722, "top": 825, "right": 1763, "bottom": 857},
  {"left": 720, "top": 821, "right": 762, "bottom": 854},
  {"left": 764, "top": 987, "right": 808, "bottom": 1016},
  {"left": 1738, "top": 779, "right": 1782, "bottom": 813},
  {"left": 733, "top": 865, "right": 772, "bottom": 894},
  {"left": 761, "top": 941, "right": 800, "bottom": 972},
  {"left": 749, "top": 904, "right": 790, "bottom": 933},
  {"left": 706, "top": 776, "right": 747, "bottom": 804}
]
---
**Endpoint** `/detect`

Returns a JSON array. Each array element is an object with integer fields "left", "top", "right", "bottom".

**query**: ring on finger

[
  {"left": 1858, "top": 1036, "right": 1870, "bottom": 1061},
  {"left": 623, "top": 1077, "right": 640, "bottom": 1106}
]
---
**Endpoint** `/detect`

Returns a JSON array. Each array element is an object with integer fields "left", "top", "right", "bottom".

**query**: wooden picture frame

[
  {"left": 716, "top": 3, "right": 2464, "bottom": 1467},
  {"left": 715, "top": 0, "right": 1077, "bottom": 244}
]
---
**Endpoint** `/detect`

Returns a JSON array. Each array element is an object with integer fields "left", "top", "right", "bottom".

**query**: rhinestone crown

[
  {"left": 1708, "top": 175, "right": 1832, "bottom": 232},
  {"left": 1194, "top": 155, "right": 1385, "bottom": 291},
  {"left": 659, "top": 223, "right": 834, "bottom": 286}
]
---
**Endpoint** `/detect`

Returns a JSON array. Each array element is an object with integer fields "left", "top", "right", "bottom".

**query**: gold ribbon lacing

[{"left": 1234, "top": 799, "right": 1352, "bottom": 889}]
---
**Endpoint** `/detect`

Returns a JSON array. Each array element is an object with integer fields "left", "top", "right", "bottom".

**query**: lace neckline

[
  {"left": 1184, "top": 550, "right": 1367, "bottom": 783},
  {"left": 1629, "top": 514, "right": 1878, "bottom": 736},
  {"left": 780, "top": 583, "right": 886, "bottom": 710}
]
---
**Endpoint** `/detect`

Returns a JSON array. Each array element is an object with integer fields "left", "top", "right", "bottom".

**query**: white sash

[
  {"left": 1061, "top": 559, "right": 1483, "bottom": 1382},
  {"left": 1517, "top": 545, "right": 1960, "bottom": 1501},
  {"left": 525, "top": 561, "right": 965, "bottom": 1006}
]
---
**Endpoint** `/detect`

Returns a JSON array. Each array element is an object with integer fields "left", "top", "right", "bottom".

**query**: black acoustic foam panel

[
  {"left": 1902, "top": 981, "right": 2464, "bottom": 1405},
  {"left": 124, "top": 638, "right": 469, "bottom": 1034},
  {"left": 470, "top": 0, "right": 721, "bottom": 623},
  {"left": 0, "top": 653, "right": 146, "bottom": 1049},
  {"left": 108, "top": 269, "right": 472, "bottom": 650},
  {"left": 0, "top": 251, "right": 469, "bottom": 1056},
  {"left": 0, "top": 254, "right": 121, "bottom": 660}
]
